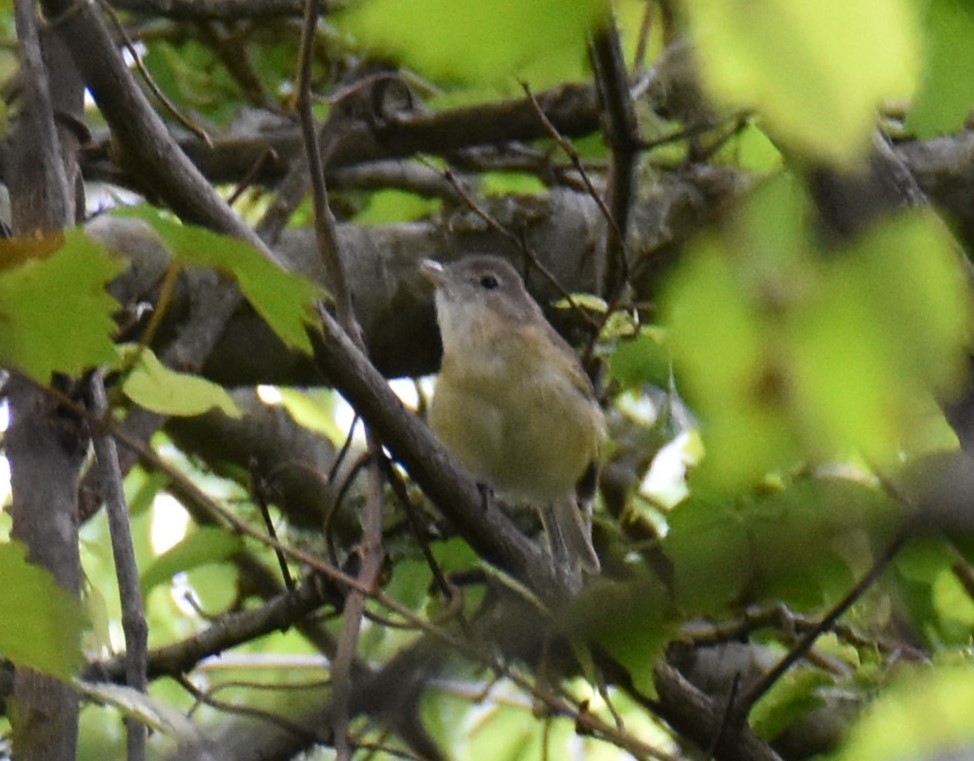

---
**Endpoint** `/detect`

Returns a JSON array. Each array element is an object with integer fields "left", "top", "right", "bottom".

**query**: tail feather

[{"left": 543, "top": 498, "right": 600, "bottom": 573}]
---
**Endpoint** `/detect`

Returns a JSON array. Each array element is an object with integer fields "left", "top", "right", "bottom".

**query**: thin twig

[
  {"left": 332, "top": 445, "right": 386, "bottom": 760},
  {"left": 249, "top": 459, "right": 296, "bottom": 591},
  {"left": 85, "top": 580, "right": 329, "bottom": 683},
  {"left": 521, "top": 80, "right": 631, "bottom": 290},
  {"left": 738, "top": 529, "right": 911, "bottom": 712},
  {"left": 294, "top": 0, "right": 356, "bottom": 336},
  {"left": 97, "top": 0, "right": 213, "bottom": 145},
  {"left": 294, "top": 3, "right": 386, "bottom": 757},
  {"left": 433, "top": 161, "right": 601, "bottom": 330},
  {"left": 589, "top": 20, "right": 639, "bottom": 299},
  {"left": 227, "top": 148, "right": 280, "bottom": 205},
  {"left": 177, "top": 674, "right": 322, "bottom": 742},
  {"left": 632, "top": 0, "right": 655, "bottom": 72},
  {"left": 378, "top": 455, "right": 455, "bottom": 603},
  {"left": 324, "top": 451, "right": 370, "bottom": 567},
  {"left": 90, "top": 370, "right": 149, "bottom": 760}
]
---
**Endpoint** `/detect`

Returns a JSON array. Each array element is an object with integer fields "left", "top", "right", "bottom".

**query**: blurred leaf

[
  {"left": 75, "top": 681, "right": 203, "bottom": 742},
  {"left": 186, "top": 562, "right": 240, "bottom": 615},
  {"left": 749, "top": 668, "right": 831, "bottom": 741},
  {"left": 120, "top": 345, "right": 242, "bottom": 419},
  {"left": 665, "top": 497, "right": 753, "bottom": 613},
  {"left": 276, "top": 388, "right": 346, "bottom": 446},
  {"left": 665, "top": 479, "right": 894, "bottom": 615},
  {"left": 664, "top": 184, "right": 805, "bottom": 485},
  {"left": 83, "top": 581, "right": 113, "bottom": 660},
  {"left": 142, "top": 40, "right": 240, "bottom": 124},
  {"left": 337, "top": 0, "right": 603, "bottom": 87},
  {"left": 140, "top": 527, "right": 244, "bottom": 595},
  {"left": 354, "top": 189, "right": 440, "bottom": 224},
  {"left": 126, "top": 468, "right": 171, "bottom": 517},
  {"left": 788, "top": 211, "right": 971, "bottom": 463},
  {"left": 686, "top": 0, "right": 920, "bottom": 165},
  {"left": 895, "top": 535, "right": 955, "bottom": 584},
  {"left": 118, "top": 206, "right": 323, "bottom": 354},
  {"left": 850, "top": 212, "right": 971, "bottom": 391},
  {"left": 908, "top": 0, "right": 974, "bottom": 138},
  {"left": 565, "top": 576, "right": 677, "bottom": 696},
  {"left": 609, "top": 329, "right": 671, "bottom": 388},
  {"left": 0, "top": 541, "right": 84, "bottom": 680},
  {"left": 835, "top": 664, "right": 974, "bottom": 761},
  {"left": 931, "top": 570, "right": 974, "bottom": 633},
  {"left": 481, "top": 172, "right": 546, "bottom": 196},
  {"left": 714, "top": 119, "right": 783, "bottom": 172},
  {"left": 0, "top": 230, "right": 124, "bottom": 381},
  {"left": 466, "top": 700, "right": 539, "bottom": 761},
  {"left": 894, "top": 537, "right": 974, "bottom": 645},
  {"left": 664, "top": 176, "right": 971, "bottom": 488}
]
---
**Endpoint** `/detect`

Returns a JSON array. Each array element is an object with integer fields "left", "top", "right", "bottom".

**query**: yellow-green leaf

[
  {"left": 835, "top": 665, "right": 974, "bottom": 761},
  {"left": 608, "top": 329, "right": 670, "bottom": 389},
  {"left": 276, "top": 387, "right": 346, "bottom": 446},
  {"left": 140, "top": 526, "right": 244, "bottom": 595},
  {"left": 337, "top": 0, "right": 603, "bottom": 87},
  {"left": 664, "top": 175, "right": 971, "bottom": 489},
  {"left": 119, "top": 344, "right": 242, "bottom": 418},
  {"left": 686, "top": 0, "right": 920, "bottom": 165},
  {"left": 117, "top": 207, "right": 323, "bottom": 354},
  {"left": 0, "top": 541, "right": 84, "bottom": 680},
  {"left": 908, "top": 0, "right": 974, "bottom": 138},
  {"left": 0, "top": 230, "right": 124, "bottom": 381}
]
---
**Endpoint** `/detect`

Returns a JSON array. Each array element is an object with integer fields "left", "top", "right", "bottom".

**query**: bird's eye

[{"left": 479, "top": 275, "right": 499, "bottom": 290}]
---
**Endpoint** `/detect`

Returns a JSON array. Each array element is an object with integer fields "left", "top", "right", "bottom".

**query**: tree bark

[{"left": 6, "top": 4, "right": 86, "bottom": 759}]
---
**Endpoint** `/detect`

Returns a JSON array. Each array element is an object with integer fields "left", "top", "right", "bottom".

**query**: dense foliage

[{"left": 2, "top": 1, "right": 974, "bottom": 760}]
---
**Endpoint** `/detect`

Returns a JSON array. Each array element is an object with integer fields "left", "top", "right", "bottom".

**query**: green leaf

[
  {"left": 664, "top": 180, "right": 806, "bottom": 486},
  {"left": 908, "top": 0, "right": 974, "bottom": 138},
  {"left": 664, "top": 479, "right": 889, "bottom": 616},
  {"left": 117, "top": 206, "right": 323, "bottom": 354},
  {"left": 664, "top": 176, "right": 971, "bottom": 488},
  {"left": 564, "top": 576, "right": 677, "bottom": 697},
  {"left": 0, "top": 230, "right": 124, "bottom": 381},
  {"left": 119, "top": 344, "right": 242, "bottom": 418},
  {"left": 714, "top": 119, "right": 783, "bottom": 172},
  {"left": 609, "top": 328, "right": 671, "bottom": 388},
  {"left": 0, "top": 541, "right": 84, "bottom": 680},
  {"left": 665, "top": 496, "right": 753, "bottom": 613},
  {"left": 788, "top": 211, "right": 971, "bottom": 463},
  {"left": 835, "top": 664, "right": 974, "bottom": 761},
  {"left": 354, "top": 189, "right": 441, "bottom": 224},
  {"left": 685, "top": 0, "right": 920, "bottom": 165},
  {"left": 140, "top": 526, "right": 244, "bottom": 595},
  {"left": 481, "top": 172, "right": 547, "bottom": 196},
  {"left": 276, "top": 388, "right": 346, "bottom": 446},
  {"left": 749, "top": 668, "right": 831, "bottom": 741},
  {"left": 895, "top": 537, "right": 974, "bottom": 645},
  {"left": 336, "top": 0, "right": 603, "bottom": 87},
  {"left": 142, "top": 40, "right": 239, "bottom": 125},
  {"left": 127, "top": 467, "right": 171, "bottom": 517}
]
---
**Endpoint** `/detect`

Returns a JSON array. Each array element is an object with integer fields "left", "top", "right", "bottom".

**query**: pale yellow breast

[{"left": 429, "top": 347, "right": 603, "bottom": 505}]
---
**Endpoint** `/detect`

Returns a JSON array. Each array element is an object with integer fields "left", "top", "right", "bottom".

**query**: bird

[{"left": 421, "top": 255, "right": 604, "bottom": 572}]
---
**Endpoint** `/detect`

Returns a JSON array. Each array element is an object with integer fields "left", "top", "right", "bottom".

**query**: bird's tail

[{"left": 544, "top": 498, "right": 600, "bottom": 573}]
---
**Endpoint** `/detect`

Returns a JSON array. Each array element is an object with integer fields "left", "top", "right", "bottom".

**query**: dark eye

[{"left": 479, "top": 275, "right": 499, "bottom": 290}]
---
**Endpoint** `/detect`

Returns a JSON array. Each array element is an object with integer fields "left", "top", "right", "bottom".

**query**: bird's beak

[{"left": 420, "top": 259, "right": 446, "bottom": 287}]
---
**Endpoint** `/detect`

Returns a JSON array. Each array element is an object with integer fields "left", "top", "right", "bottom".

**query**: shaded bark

[{"left": 6, "top": 5, "right": 86, "bottom": 758}]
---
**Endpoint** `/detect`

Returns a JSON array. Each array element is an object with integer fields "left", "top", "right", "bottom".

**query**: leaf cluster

[{"left": 2, "top": 1, "right": 974, "bottom": 761}]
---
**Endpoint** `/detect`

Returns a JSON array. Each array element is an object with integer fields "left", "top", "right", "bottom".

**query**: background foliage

[{"left": 3, "top": 0, "right": 974, "bottom": 760}]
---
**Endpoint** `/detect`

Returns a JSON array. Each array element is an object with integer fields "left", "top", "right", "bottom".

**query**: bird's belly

[{"left": 429, "top": 370, "right": 597, "bottom": 504}]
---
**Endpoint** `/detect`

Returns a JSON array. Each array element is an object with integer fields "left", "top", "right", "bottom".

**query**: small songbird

[{"left": 421, "top": 256, "right": 605, "bottom": 572}]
